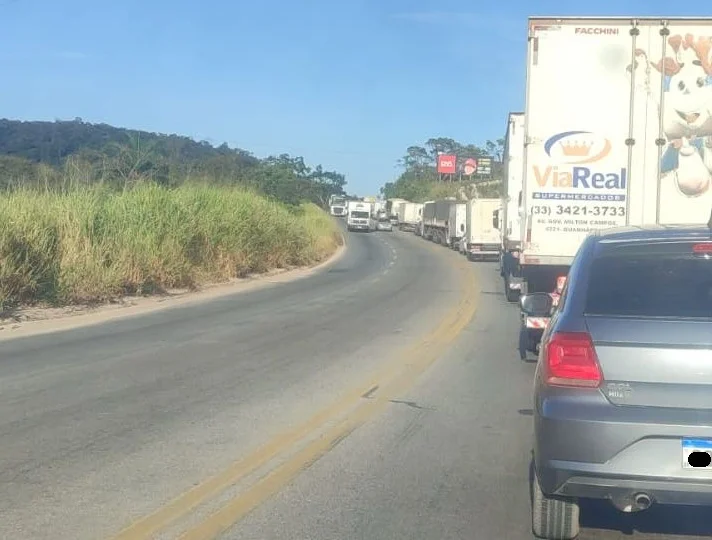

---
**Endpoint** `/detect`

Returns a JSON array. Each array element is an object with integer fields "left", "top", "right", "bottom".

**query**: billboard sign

[
  {"left": 476, "top": 157, "right": 493, "bottom": 176},
  {"left": 437, "top": 154, "right": 457, "bottom": 174},
  {"left": 463, "top": 158, "right": 477, "bottom": 175}
]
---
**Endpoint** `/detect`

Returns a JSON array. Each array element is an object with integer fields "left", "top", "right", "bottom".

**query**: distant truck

[
  {"left": 496, "top": 112, "right": 525, "bottom": 301},
  {"left": 415, "top": 201, "right": 433, "bottom": 236},
  {"left": 459, "top": 198, "right": 501, "bottom": 260},
  {"left": 516, "top": 16, "right": 712, "bottom": 358},
  {"left": 372, "top": 199, "right": 386, "bottom": 216},
  {"left": 346, "top": 200, "right": 375, "bottom": 232},
  {"left": 422, "top": 198, "right": 458, "bottom": 244},
  {"left": 386, "top": 198, "right": 407, "bottom": 224},
  {"left": 448, "top": 202, "right": 467, "bottom": 249},
  {"left": 397, "top": 202, "right": 423, "bottom": 232},
  {"left": 328, "top": 195, "right": 347, "bottom": 217}
]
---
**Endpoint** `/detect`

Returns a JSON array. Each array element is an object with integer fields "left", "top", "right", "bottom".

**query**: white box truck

[
  {"left": 416, "top": 201, "right": 433, "bottom": 236},
  {"left": 517, "top": 16, "right": 712, "bottom": 358},
  {"left": 386, "top": 198, "right": 407, "bottom": 224},
  {"left": 346, "top": 200, "right": 375, "bottom": 232},
  {"left": 460, "top": 198, "right": 501, "bottom": 260},
  {"left": 328, "top": 194, "right": 347, "bottom": 217},
  {"left": 448, "top": 202, "right": 467, "bottom": 249},
  {"left": 397, "top": 202, "right": 422, "bottom": 231},
  {"left": 496, "top": 112, "right": 526, "bottom": 301}
]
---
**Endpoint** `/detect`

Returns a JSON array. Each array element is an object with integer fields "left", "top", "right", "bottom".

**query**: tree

[
  {"left": 485, "top": 139, "right": 505, "bottom": 161},
  {"left": 381, "top": 136, "right": 505, "bottom": 202}
]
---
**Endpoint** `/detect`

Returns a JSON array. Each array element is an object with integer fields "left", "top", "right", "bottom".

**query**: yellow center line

[
  {"left": 109, "top": 244, "right": 474, "bottom": 540},
  {"left": 178, "top": 261, "right": 477, "bottom": 540}
]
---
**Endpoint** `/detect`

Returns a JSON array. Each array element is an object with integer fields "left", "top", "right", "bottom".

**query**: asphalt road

[{"left": 2, "top": 225, "right": 712, "bottom": 540}]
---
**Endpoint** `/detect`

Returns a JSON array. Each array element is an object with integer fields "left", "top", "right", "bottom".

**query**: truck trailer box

[
  {"left": 397, "top": 202, "right": 422, "bottom": 229},
  {"left": 521, "top": 17, "right": 712, "bottom": 272},
  {"left": 448, "top": 202, "right": 467, "bottom": 245},
  {"left": 502, "top": 112, "right": 525, "bottom": 250},
  {"left": 434, "top": 199, "right": 456, "bottom": 229},
  {"left": 422, "top": 201, "right": 437, "bottom": 225},
  {"left": 464, "top": 198, "right": 501, "bottom": 260}
]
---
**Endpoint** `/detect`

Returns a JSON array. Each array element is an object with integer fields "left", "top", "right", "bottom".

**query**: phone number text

[{"left": 531, "top": 205, "right": 625, "bottom": 217}]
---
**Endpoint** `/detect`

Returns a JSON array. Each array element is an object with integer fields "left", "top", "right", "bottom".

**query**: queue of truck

[
  {"left": 337, "top": 15, "right": 712, "bottom": 539},
  {"left": 343, "top": 12, "right": 712, "bottom": 373}
]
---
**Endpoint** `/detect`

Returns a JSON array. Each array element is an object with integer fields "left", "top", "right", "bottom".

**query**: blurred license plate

[{"left": 682, "top": 438, "right": 712, "bottom": 468}]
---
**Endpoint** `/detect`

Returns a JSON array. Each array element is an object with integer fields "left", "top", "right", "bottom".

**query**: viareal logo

[{"left": 534, "top": 130, "right": 626, "bottom": 190}]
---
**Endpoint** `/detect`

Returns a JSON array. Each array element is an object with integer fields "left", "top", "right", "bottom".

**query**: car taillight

[
  {"left": 693, "top": 242, "right": 712, "bottom": 253},
  {"left": 543, "top": 332, "right": 602, "bottom": 388}
]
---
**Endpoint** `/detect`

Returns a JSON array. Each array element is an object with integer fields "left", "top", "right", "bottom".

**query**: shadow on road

[{"left": 580, "top": 499, "right": 712, "bottom": 537}]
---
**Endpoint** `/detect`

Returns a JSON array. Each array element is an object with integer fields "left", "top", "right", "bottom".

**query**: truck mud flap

[
  {"left": 525, "top": 317, "right": 549, "bottom": 329},
  {"left": 508, "top": 278, "right": 523, "bottom": 290}
]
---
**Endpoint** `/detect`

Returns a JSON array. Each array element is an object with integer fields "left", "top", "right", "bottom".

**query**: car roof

[{"left": 590, "top": 223, "right": 712, "bottom": 244}]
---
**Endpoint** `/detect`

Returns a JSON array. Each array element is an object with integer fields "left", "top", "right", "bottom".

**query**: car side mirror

[
  {"left": 492, "top": 210, "right": 500, "bottom": 229},
  {"left": 520, "top": 293, "right": 553, "bottom": 316}
]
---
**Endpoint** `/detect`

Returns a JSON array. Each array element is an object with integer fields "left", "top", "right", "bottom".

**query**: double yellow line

[{"left": 111, "top": 243, "right": 478, "bottom": 540}]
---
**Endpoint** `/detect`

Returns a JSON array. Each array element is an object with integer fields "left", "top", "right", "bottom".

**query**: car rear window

[{"left": 585, "top": 243, "right": 712, "bottom": 318}]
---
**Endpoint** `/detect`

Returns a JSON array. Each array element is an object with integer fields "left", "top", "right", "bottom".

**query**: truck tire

[
  {"left": 531, "top": 466, "right": 580, "bottom": 540},
  {"left": 518, "top": 326, "right": 528, "bottom": 361},
  {"left": 505, "top": 276, "right": 519, "bottom": 303}
]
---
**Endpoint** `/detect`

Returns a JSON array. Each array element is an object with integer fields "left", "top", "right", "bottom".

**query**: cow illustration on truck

[{"left": 627, "top": 33, "right": 712, "bottom": 201}]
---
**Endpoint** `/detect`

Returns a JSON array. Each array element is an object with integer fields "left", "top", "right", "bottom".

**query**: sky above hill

[{"left": 0, "top": 0, "right": 704, "bottom": 195}]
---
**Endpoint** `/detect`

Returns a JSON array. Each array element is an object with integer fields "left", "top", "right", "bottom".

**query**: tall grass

[{"left": 0, "top": 184, "right": 342, "bottom": 310}]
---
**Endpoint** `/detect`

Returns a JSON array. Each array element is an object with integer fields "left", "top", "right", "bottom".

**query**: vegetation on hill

[
  {"left": 0, "top": 118, "right": 347, "bottom": 206},
  {"left": 381, "top": 137, "right": 505, "bottom": 202},
  {"left": 0, "top": 119, "right": 345, "bottom": 311}
]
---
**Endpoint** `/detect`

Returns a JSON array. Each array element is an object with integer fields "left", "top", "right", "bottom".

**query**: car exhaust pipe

[
  {"left": 611, "top": 492, "right": 653, "bottom": 513},
  {"left": 633, "top": 492, "right": 652, "bottom": 511}
]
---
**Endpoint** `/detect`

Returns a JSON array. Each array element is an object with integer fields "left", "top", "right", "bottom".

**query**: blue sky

[{"left": 0, "top": 0, "right": 703, "bottom": 195}]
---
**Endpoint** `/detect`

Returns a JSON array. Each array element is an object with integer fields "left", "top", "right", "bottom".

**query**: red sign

[
  {"left": 463, "top": 158, "right": 477, "bottom": 175},
  {"left": 437, "top": 154, "right": 457, "bottom": 174}
]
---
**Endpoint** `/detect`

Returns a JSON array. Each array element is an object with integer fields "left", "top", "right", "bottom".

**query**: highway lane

[
  {"left": 4, "top": 226, "right": 712, "bottom": 540},
  {"left": 220, "top": 254, "right": 712, "bottom": 540},
  {"left": 0, "top": 224, "right": 473, "bottom": 540}
]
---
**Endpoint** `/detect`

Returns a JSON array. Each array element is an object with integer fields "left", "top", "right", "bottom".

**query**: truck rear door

[{"left": 523, "top": 19, "right": 632, "bottom": 264}]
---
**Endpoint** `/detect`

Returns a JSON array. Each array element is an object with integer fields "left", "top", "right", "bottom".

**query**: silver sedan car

[
  {"left": 376, "top": 218, "right": 392, "bottom": 232},
  {"left": 523, "top": 224, "right": 712, "bottom": 540}
]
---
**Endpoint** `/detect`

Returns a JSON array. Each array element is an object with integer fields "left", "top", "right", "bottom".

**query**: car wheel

[{"left": 531, "top": 467, "right": 580, "bottom": 539}]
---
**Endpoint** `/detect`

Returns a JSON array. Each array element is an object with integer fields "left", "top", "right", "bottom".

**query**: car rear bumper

[
  {"left": 535, "top": 388, "right": 712, "bottom": 505},
  {"left": 538, "top": 464, "right": 712, "bottom": 506}
]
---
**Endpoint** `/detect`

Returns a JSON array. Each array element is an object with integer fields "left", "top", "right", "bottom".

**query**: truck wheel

[
  {"left": 505, "top": 277, "right": 519, "bottom": 303},
  {"left": 531, "top": 466, "right": 580, "bottom": 539},
  {"left": 518, "top": 327, "right": 528, "bottom": 361}
]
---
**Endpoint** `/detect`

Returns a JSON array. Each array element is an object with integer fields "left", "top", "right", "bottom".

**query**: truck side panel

[
  {"left": 635, "top": 21, "right": 712, "bottom": 225},
  {"left": 503, "top": 112, "right": 525, "bottom": 248}
]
